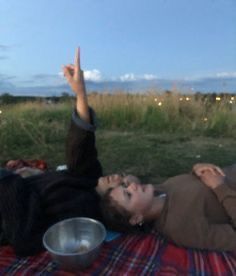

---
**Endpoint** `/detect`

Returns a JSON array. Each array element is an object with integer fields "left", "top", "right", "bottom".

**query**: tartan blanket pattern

[{"left": 0, "top": 234, "right": 235, "bottom": 275}]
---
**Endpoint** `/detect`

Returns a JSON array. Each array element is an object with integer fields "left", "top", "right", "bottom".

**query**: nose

[{"left": 127, "top": 182, "right": 137, "bottom": 191}]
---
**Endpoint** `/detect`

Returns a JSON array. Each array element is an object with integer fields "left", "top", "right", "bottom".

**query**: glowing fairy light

[
  {"left": 186, "top": 97, "right": 190, "bottom": 101},
  {"left": 216, "top": 97, "right": 221, "bottom": 101},
  {"left": 231, "top": 96, "right": 234, "bottom": 101},
  {"left": 229, "top": 100, "right": 233, "bottom": 104},
  {"left": 179, "top": 97, "right": 183, "bottom": 101},
  {"left": 158, "top": 102, "right": 162, "bottom": 106},
  {"left": 0, "top": 110, "right": 2, "bottom": 114},
  {"left": 154, "top": 98, "right": 158, "bottom": 102},
  {"left": 203, "top": 117, "right": 208, "bottom": 122}
]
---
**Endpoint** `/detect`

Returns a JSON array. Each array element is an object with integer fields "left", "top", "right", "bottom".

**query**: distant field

[{"left": 0, "top": 93, "right": 235, "bottom": 182}]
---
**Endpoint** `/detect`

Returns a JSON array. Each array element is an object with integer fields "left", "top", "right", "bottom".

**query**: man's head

[{"left": 100, "top": 180, "right": 155, "bottom": 233}]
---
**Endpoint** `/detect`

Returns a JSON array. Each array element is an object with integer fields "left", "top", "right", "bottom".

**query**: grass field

[{"left": 0, "top": 93, "right": 235, "bottom": 183}]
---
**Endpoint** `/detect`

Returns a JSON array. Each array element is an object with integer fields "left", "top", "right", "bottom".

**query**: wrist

[
  {"left": 212, "top": 182, "right": 223, "bottom": 189},
  {"left": 212, "top": 176, "right": 226, "bottom": 189},
  {"left": 73, "top": 87, "right": 86, "bottom": 96}
]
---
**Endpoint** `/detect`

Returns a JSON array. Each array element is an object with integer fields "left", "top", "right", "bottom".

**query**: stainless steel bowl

[{"left": 43, "top": 217, "right": 106, "bottom": 271}]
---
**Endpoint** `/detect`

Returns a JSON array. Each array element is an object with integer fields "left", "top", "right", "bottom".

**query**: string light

[
  {"left": 229, "top": 100, "right": 233, "bottom": 104},
  {"left": 158, "top": 102, "right": 162, "bottom": 106},
  {"left": 154, "top": 98, "right": 158, "bottom": 102},
  {"left": 179, "top": 97, "right": 183, "bottom": 101},
  {"left": 231, "top": 96, "right": 234, "bottom": 101},
  {"left": 216, "top": 97, "right": 221, "bottom": 101},
  {"left": 0, "top": 110, "right": 2, "bottom": 114},
  {"left": 203, "top": 117, "right": 208, "bottom": 122},
  {"left": 186, "top": 97, "right": 190, "bottom": 101}
]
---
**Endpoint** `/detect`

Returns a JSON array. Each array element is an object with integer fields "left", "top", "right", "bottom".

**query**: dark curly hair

[{"left": 100, "top": 188, "right": 153, "bottom": 234}]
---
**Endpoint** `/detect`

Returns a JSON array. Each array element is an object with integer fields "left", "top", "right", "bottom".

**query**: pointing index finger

[{"left": 75, "top": 47, "right": 80, "bottom": 71}]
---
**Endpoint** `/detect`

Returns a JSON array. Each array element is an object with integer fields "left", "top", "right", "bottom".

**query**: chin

[
  {"left": 99, "top": 177, "right": 107, "bottom": 187},
  {"left": 143, "top": 184, "right": 153, "bottom": 193},
  {"left": 146, "top": 183, "right": 153, "bottom": 189},
  {"left": 148, "top": 184, "right": 155, "bottom": 195}
]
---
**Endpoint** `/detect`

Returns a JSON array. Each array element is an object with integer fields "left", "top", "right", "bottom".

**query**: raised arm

[
  {"left": 63, "top": 48, "right": 102, "bottom": 177},
  {"left": 63, "top": 47, "right": 90, "bottom": 123}
]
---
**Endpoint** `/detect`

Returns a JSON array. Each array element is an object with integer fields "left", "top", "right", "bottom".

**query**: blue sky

[{"left": 0, "top": 0, "right": 236, "bottom": 95}]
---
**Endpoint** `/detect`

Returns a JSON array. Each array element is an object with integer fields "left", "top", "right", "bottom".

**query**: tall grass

[
  {"left": 89, "top": 92, "right": 236, "bottom": 137},
  {"left": 0, "top": 92, "right": 235, "bottom": 167},
  {"left": 0, "top": 102, "right": 71, "bottom": 164}
]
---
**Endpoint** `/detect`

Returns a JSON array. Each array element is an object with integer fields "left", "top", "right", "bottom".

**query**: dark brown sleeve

[{"left": 65, "top": 108, "right": 103, "bottom": 178}]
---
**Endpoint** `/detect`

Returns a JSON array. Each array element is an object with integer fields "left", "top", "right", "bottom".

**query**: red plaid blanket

[{"left": 0, "top": 234, "right": 235, "bottom": 275}]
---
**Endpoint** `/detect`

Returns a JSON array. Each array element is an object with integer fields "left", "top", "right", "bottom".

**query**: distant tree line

[
  {"left": 0, "top": 92, "right": 73, "bottom": 104},
  {"left": 0, "top": 91, "right": 235, "bottom": 105}
]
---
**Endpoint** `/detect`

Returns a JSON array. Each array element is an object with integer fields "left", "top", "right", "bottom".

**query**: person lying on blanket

[
  {"left": 100, "top": 163, "right": 236, "bottom": 252},
  {"left": 0, "top": 48, "right": 235, "bottom": 258},
  {"left": 0, "top": 48, "right": 140, "bottom": 257}
]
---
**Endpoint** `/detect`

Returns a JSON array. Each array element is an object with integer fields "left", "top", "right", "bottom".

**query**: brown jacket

[{"left": 154, "top": 164, "right": 236, "bottom": 251}]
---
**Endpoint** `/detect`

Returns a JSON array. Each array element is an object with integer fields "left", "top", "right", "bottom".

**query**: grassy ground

[
  {"left": 97, "top": 131, "right": 236, "bottom": 183},
  {"left": 1, "top": 127, "right": 235, "bottom": 184},
  {"left": 0, "top": 95, "right": 235, "bottom": 184}
]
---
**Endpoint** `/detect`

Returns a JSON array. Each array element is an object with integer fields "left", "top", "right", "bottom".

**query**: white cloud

[
  {"left": 143, "top": 74, "right": 158, "bottom": 80},
  {"left": 120, "top": 73, "right": 158, "bottom": 82},
  {"left": 84, "top": 69, "right": 102, "bottom": 82},
  {"left": 181, "top": 72, "right": 236, "bottom": 81},
  {"left": 120, "top": 73, "right": 137, "bottom": 82},
  {"left": 58, "top": 70, "right": 158, "bottom": 83},
  {"left": 215, "top": 72, "right": 236, "bottom": 78}
]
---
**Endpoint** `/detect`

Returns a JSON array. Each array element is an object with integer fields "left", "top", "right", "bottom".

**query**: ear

[{"left": 129, "top": 214, "right": 143, "bottom": 226}]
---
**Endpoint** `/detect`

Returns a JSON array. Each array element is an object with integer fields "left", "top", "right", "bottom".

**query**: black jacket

[{"left": 0, "top": 109, "right": 103, "bottom": 256}]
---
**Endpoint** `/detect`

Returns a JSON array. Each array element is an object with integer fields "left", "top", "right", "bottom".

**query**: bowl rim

[{"left": 43, "top": 217, "right": 106, "bottom": 256}]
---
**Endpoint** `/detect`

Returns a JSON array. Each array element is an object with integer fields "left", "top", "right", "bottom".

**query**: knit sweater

[
  {"left": 0, "top": 109, "right": 103, "bottom": 256},
  {"left": 154, "top": 165, "right": 236, "bottom": 251}
]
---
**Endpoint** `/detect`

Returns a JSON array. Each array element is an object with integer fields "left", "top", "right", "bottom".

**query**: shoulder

[{"left": 161, "top": 173, "right": 204, "bottom": 191}]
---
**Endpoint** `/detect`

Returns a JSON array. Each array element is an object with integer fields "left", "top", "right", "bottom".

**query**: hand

[
  {"left": 198, "top": 170, "right": 225, "bottom": 189},
  {"left": 15, "top": 167, "right": 44, "bottom": 178},
  {"left": 63, "top": 47, "right": 86, "bottom": 95},
  {"left": 192, "top": 163, "right": 225, "bottom": 189},
  {"left": 192, "top": 163, "right": 225, "bottom": 178}
]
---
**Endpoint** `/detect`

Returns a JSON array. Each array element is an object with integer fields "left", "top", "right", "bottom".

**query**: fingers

[
  {"left": 214, "top": 166, "right": 225, "bottom": 177},
  {"left": 62, "top": 48, "right": 85, "bottom": 92},
  {"left": 195, "top": 167, "right": 215, "bottom": 177},
  {"left": 193, "top": 163, "right": 225, "bottom": 177},
  {"left": 74, "top": 47, "right": 81, "bottom": 73},
  {"left": 67, "top": 64, "right": 75, "bottom": 69},
  {"left": 63, "top": 66, "right": 73, "bottom": 83},
  {"left": 201, "top": 168, "right": 216, "bottom": 175}
]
